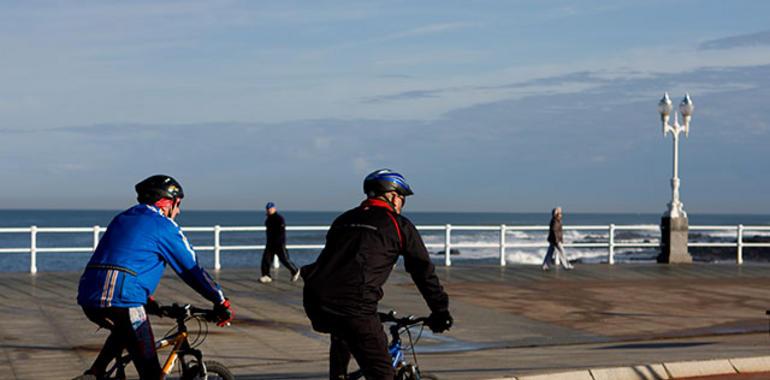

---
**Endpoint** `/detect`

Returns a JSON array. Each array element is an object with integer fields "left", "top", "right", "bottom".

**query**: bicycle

[
  {"left": 348, "top": 310, "right": 439, "bottom": 380},
  {"left": 74, "top": 303, "right": 234, "bottom": 380}
]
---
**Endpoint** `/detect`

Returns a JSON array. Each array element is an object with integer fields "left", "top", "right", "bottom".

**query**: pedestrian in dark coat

[
  {"left": 259, "top": 202, "right": 299, "bottom": 283},
  {"left": 542, "top": 207, "right": 573, "bottom": 270}
]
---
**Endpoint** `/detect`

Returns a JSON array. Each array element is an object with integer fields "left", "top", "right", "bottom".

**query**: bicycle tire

[
  {"left": 182, "top": 360, "right": 234, "bottom": 380},
  {"left": 396, "top": 365, "right": 440, "bottom": 380}
]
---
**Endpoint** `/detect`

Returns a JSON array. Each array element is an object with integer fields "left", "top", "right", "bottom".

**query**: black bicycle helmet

[
  {"left": 135, "top": 175, "right": 184, "bottom": 204},
  {"left": 363, "top": 169, "right": 414, "bottom": 197}
]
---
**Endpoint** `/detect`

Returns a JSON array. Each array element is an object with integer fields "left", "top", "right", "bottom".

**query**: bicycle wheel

[
  {"left": 397, "top": 364, "right": 440, "bottom": 380},
  {"left": 182, "top": 360, "right": 234, "bottom": 380}
]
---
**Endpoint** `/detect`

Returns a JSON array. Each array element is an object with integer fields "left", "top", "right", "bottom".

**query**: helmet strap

[
  {"left": 154, "top": 198, "right": 180, "bottom": 218},
  {"left": 154, "top": 198, "right": 173, "bottom": 209},
  {"left": 377, "top": 193, "right": 399, "bottom": 214}
]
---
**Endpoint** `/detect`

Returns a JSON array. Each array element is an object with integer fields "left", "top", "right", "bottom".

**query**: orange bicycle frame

[{"left": 157, "top": 331, "right": 189, "bottom": 378}]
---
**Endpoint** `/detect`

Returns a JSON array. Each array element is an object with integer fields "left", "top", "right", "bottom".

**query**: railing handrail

[{"left": 2, "top": 224, "right": 769, "bottom": 273}]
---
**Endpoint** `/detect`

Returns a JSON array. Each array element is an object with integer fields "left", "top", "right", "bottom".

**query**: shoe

[
  {"left": 541, "top": 264, "right": 550, "bottom": 271},
  {"left": 291, "top": 271, "right": 301, "bottom": 282},
  {"left": 258, "top": 275, "right": 272, "bottom": 284},
  {"left": 564, "top": 265, "right": 574, "bottom": 270}
]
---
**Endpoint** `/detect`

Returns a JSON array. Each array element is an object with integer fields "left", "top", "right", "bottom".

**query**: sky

[{"left": 1, "top": 0, "right": 769, "bottom": 213}]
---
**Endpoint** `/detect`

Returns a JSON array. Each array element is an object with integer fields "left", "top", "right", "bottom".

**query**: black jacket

[
  {"left": 548, "top": 217, "right": 563, "bottom": 244},
  {"left": 265, "top": 212, "right": 286, "bottom": 249},
  {"left": 303, "top": 199, "right": 449, "bottom": 318}
]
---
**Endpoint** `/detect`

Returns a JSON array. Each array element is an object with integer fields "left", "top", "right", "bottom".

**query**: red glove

[{"left": 214, "top": 299, "right": 233, "bottom": 327}]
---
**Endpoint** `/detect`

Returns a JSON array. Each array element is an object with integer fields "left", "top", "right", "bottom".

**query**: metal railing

[{"left": 1, "top": 224, "right": 769, "bottom": 273}]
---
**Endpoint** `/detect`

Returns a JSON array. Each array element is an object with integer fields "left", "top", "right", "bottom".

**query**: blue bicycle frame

[{"left": 348, "top": 311, "right": 431, "bottom": 380}]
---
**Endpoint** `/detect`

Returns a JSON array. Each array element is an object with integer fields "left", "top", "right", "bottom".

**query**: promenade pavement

[{"left": 2, "top": 263, "right": 770, "bottom": 379}]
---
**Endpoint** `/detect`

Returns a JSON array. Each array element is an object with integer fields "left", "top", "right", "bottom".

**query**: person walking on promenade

[
  {"left": 75, "top": 175, "right": 233, "bottom": 379},
  {"left": 542, "top": 207, "right": 573, "bottom": 271},
  {"left": 259, "top": 202, "right": 300, "bottom": 283},
  {"left": 301, "top": 169, "right": 453, "bottom": 380}
]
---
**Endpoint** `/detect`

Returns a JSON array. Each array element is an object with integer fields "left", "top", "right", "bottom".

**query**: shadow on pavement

[{"left": 594, "top": 341, "right": 716, "bottom": 350}]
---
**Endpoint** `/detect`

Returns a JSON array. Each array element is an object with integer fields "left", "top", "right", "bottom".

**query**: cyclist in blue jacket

[{"left": 76, "top": 175, "right": 233, "bottom": 379}]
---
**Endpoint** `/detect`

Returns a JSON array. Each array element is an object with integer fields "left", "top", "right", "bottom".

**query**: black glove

[
  {"left": 145, "top": 296, "right": 161, "bottom": 316},
  {"left": 213, "top": 299, "right": 233, "bottom": 327},
  {"left": 426, "top": 310, "right": 453, "bottom": 333}
]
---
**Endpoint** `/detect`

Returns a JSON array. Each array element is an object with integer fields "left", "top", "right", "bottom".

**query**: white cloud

[
  {"left": 378, "top": 22, "right": 478, "bottom": 42},
  {"left": 313, "top": 136, "right": 333, "bottom": 150},
  {"left": 4, "top": 2, "right": 770, "bottom": 131},
  {"left": 353, "top": 157, "right": 370, "bottom": 173}
]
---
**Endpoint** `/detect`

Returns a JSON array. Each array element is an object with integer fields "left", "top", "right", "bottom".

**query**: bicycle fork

[
  {"left": 156, "top": 331, "right": 204, "bottom": 379},
  {"left": 389, "top": 337, "right": 406, "bottom": 369}
]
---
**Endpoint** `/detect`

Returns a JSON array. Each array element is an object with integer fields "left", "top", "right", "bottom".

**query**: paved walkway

[{"left": 2, "top": 264, "right": 770, "bottom": 379}]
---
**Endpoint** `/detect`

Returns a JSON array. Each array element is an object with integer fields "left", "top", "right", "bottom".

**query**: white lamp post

[
  {"left": 657, "top": 92, "right": 694, "bottom": 263},
  {"left": 658, "top": 92, "right": 694, "bottom": 219}
]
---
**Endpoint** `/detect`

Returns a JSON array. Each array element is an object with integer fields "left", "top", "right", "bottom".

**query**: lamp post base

[{"left": 658, "top": 216, "right": 692, "bottom": 264}]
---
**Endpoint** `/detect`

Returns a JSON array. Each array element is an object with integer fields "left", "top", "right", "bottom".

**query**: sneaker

[
  {"left": 258, "top": 275, "right": 272, "bottom": 284},
  {"left": 291, "top": 271, "right": 301, "bottom": 282},
  {"left": 541, "top": 264, "right": 550, "bottom": 271}
]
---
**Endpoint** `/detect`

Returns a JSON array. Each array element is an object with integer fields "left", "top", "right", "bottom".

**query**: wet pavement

[{"left": 3, "top": 263, "right": 770, "bottom": 379}]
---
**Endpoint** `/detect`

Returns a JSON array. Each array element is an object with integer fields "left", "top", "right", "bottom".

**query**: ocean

[{"left": 1, "top": 209, "right": 769, "bottom": 273}]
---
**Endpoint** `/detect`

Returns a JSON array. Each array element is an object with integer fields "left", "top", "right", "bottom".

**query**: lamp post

[{"left": 657, "top": 92, "right": 694, "bottom": 263}]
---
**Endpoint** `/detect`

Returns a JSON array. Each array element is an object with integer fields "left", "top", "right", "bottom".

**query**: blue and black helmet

[{"left": 363, "top": 169, "right": 414, "bottom": 197}]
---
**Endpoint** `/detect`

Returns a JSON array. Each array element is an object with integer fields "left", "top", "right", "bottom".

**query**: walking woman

[{"left": 542, "top": 207, "right": 573, "bottom": 271}]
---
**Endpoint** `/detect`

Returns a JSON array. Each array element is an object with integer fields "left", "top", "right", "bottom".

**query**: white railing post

[
  {"left": 737, "top": 224, "right": 744, "bottom": 265},
  {"left": 608, "top": 224, "right": 615, "bottom": 265},
  {"left": 499, "top": 224, "right": 507, "bottom": 267},
  {"left": 92, "top": 225, "right": 100, "bottom": 250},
  {"left": 214, "top": 225, "right": 222, "bottom": 271},
  {"left": 444, "top": 224, "right": 452, "bottom": 267},
  {"left": 30, "top": 225, "right": 38, "bottom": 274}
]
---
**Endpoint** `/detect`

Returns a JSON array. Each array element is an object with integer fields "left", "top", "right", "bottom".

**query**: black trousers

[
  {"left": 83, "top": 306, "right": 161, "bottom": 379},
  {"left": 261, "top": 246, "right": 298, "bottom": 277},
  {"left": 329, "top": 315, "right": 393, "bottom": 380}
]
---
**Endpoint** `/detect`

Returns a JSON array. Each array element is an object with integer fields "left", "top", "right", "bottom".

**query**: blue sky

[{"left": 1, "top": 0, "right": 769, "bottom": 213}]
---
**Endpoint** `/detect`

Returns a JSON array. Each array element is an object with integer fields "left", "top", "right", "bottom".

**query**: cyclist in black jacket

[{"left": 302, "top": 169, "right": 453, "bottom": 380}]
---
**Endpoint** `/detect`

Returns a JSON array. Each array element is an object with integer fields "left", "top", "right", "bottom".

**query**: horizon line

[{"left": 0, "top": 208, "right": 768, "bottom": 216}]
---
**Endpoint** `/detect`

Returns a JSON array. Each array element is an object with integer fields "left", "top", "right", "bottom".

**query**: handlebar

[
  {"left": 378, "top": 311, "right": 429, "bottom": 327},
  {"left": 150, "top": 303, "right": 217, "bottom": 322}
]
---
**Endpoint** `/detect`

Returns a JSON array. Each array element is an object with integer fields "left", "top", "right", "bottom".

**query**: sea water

[{"left": 0, "top": 209, "right": 768, "bottom": 272}]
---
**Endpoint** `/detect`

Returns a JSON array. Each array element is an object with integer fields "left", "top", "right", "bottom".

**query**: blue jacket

[{"left": 77, "top": 204, "right": 225, "bottom": 308}]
